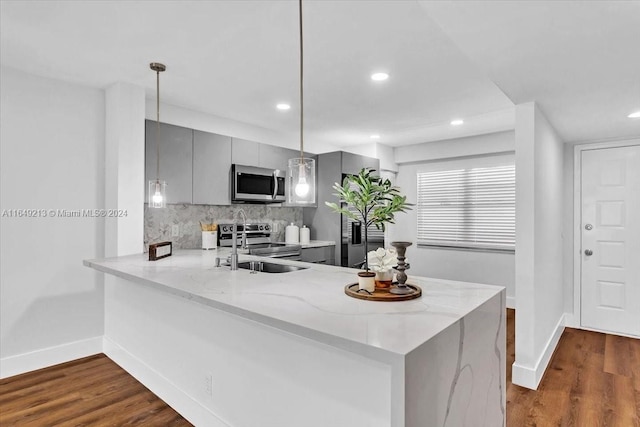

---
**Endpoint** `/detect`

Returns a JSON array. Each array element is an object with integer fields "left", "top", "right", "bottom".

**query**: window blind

[{"left": 416, "top": 164, "right": 515, "bottom": 251}]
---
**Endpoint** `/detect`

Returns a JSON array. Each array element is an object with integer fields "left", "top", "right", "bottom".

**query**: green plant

[{"left": 325, "top": 168, "right": 412, "bottom": 271}]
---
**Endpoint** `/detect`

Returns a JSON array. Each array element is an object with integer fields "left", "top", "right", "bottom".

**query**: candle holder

[{"left": 390, "top": 241, "right": 413, "bottom": 295}]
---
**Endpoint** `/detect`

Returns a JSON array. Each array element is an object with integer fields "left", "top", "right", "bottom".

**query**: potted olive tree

[{"left": 326, "top": 168, "right": 412, "bottom": 292}]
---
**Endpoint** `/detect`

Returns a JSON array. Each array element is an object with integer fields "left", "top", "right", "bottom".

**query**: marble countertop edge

[{"left": 84, "top": 250, "right": 504, "bottom": 361}]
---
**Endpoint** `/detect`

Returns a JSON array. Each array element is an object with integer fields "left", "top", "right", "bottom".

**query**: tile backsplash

[{"left": 145, "top": 204, "right": 303, "bottom": 249}]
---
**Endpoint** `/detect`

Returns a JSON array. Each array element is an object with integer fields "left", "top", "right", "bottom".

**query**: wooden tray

[{"left": 344, "top": 283, "right": 422, "bottom": 301}]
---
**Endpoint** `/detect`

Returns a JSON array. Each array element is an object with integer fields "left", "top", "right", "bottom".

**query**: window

[{"left": 416, "top": 164, "right": 515, "bottom": 251}]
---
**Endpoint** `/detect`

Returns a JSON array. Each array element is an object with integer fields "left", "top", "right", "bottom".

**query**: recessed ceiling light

[
  {"left": 628, "top": 111, "right": 640, "bottom": 118},
  {"left": 276, "top": 103, "right": 291, "bottom": 110},
  {"left": 371, "top": 73, "right": 389, "bottom": 82},
  {"left": 450, "top": 119, "right": 464, "bottom": 126},
  {"left": 370, "top": 134, "right": 380, "bottom": 140}
]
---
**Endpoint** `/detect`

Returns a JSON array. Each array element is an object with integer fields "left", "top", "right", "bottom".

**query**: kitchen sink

[{"left": 237, "top": 261, "right": 308, "bottom": 274}]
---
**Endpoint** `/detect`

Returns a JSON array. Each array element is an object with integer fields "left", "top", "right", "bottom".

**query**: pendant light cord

[
  {"left": 156, "top": 68, "right": 160, "bottom": 181},
  {"left": 299, "top": 0, "right": 304, "bottom": 161}
]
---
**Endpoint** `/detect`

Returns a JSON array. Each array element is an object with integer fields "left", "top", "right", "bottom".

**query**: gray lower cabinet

[
  {"left": 301, "top": 246, "right": 336, "bottom": 265},
  {"left": 231, "top": 138, "right": 259, "bottom": 166},
  {"left": 193, "top": 131, "right": 232, "bottom": 205},
  {"left": 145, "top": 120, "right": 193, "bottom": 204}
]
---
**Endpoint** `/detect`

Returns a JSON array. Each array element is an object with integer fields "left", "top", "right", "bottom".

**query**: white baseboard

[
  {"left": 506, "top": 296, "right": 516, "bottom": 309},
  {"left": 103, "top": 337, "right": 230, "bottom": 427},
  {"left": 0, "top": 336, "right": 103, "bottom": 379},
  {"left": 512, "top": 314, "right": 565, "bottom": 390},
  {"left": 563, "top": 312, "right": 579, "bottom": 328}
]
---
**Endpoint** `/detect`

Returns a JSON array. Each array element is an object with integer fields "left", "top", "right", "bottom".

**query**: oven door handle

[{"left": 272, "top": 170, "right": 279, "bottom": 200}]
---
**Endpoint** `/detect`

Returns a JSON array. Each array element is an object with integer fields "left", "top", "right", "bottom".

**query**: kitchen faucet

[{"left": 229, "top": 209, "right": 247, "bottom": 270}]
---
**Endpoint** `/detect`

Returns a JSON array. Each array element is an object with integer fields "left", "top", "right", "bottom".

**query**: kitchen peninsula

[{"left": 85, "top": 250, "right": 505, "bottom": 427}]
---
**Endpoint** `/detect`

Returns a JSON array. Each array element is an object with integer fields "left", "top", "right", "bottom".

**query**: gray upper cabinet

[
  {"left": 232, "top": 138, "right": 307, "bottom": 171},
  {"left": 231, "top": 138, "right": 259, "bottom": 166},
  {"left": 145, "top": 124, "right": 317, "bottom": 206},
  {"left": 259, "top": 144, "right": 299, "bottom": 171},
  {"left": 193, "top": 131, "right": 232, "bottom": 205},
  {"left": 145, "top": 120, "right": 193, "bottom": 204},
  {"left": 341, "top": 151, "right": 379, "bottom": 175}
]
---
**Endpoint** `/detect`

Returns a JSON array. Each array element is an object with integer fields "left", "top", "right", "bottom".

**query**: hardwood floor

[
  {"left": 0, "top": 355, "right": 192, "bottom": 426},
  {"left": 507, "top": 309, "right": 640, "bottom": 427},
  {"left": 1, "top": 311, "right": 638, "bottom": 426}
]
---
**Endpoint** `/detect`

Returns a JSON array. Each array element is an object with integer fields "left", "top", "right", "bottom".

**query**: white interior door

[{"left": 581, "top": 145, "right": 640, "bottom": 337}]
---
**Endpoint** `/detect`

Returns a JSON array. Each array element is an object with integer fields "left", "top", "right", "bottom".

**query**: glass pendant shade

[
  {"left": 148, "top": 179, "right": 167, "bottom": 208},
  {"left": 287, "top": 157, "right": 315, "bottom": 205}
]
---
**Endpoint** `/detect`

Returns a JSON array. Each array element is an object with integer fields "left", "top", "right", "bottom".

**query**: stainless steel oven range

[{"left": 218, "top": 222, "right": 302, "bottom": 260}]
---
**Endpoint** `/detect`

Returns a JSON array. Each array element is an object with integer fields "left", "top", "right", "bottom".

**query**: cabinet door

[
  {"left": 341, "top": 152, "right": 365, "bottom": 175},
  {"left": 361, "top": 155, "right": 380, "bottom": 172},
  {"left": 231, "top": 138, "right": 259, "bottom": 166},
  {"left": 259, "top": 145, "right": 296, "bottom": 171},
  {"left": 261, "top": 146, "right": 314, "bottom": 171},
  {"left": 145, "top": 120, "right": 193, "bottom": 204},
  {"left": 341, "top": 151, "right": 380, "bottom": 175},
  {"left": 193, "top": 130, "right": 232, "bottom": 205},
  {"left": 301, "top": 246, "right": 336, "bottom": 265}
]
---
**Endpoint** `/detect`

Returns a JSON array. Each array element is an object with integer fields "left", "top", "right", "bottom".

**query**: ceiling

[{"left": 1, "top": 1, "right": 638, "bottom": 149}]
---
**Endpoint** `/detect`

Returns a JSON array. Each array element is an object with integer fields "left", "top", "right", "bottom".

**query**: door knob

[{"left": 585, "top": 249, "right": 593, "bottom": 256}]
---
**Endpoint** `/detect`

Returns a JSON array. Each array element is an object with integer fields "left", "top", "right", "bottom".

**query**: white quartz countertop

[
  {"left": 300, "top": 240, "right": 335, "bottom": 248},
  {"left": 84, "top": 249, "right": 503, "bottom": 362}
]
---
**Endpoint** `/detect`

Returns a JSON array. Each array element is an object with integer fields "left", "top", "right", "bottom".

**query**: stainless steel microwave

[{"left": 231, "top": 164, "right": 286, "bottom": 203}]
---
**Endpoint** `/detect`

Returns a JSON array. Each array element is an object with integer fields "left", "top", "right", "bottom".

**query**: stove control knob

[
  {"left": 265, "top": 225, "right": 270, "bottom": 231},
  {"left": 259, "top": 225, "right": 264, "bottom": 230},
  {"left": 222, "top": 226, "right": 228, "bottom": 232}
]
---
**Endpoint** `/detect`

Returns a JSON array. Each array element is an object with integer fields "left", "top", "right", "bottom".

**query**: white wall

[
  {"left": 512, "top": 102, "right": 565, "bottom": 389},
  {"left": 0, "top": 67, "right": 105, "bottom": 376},
  {"left": 376, "top": 143, "right": 397, "bottom": 172},
  {"left": 394, "top": 130, "right": 514, "bottom": 164},
  {"left": 562, "top": 143, "right": 575, "bottom": 316},
  {"left": 105, "top": 83, "right": 146, "bottom": 257},
  {"left": 388, "top": 152, "right": 516, "bottom": 300}
]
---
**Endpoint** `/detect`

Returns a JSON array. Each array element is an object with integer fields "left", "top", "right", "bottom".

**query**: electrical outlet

[
  {"left": 172, "top": 224, "right": 180, "bottom": 237},
  {"left": 204, "top": 373, "right": 213, "bottom": 396}
]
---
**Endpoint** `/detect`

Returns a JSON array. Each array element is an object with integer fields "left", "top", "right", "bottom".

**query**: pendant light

[
  {"left": 286, "top": 0, "right": 316, "bottom": 205},
  {"left": 149, "top": 62, "right": 167, "bottom": 208}
]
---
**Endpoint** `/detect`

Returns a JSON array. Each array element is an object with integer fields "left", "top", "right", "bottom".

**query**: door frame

[{"left": 571, "top": 138, "right": 640, "bottom": 334}]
